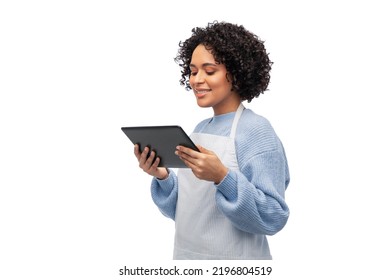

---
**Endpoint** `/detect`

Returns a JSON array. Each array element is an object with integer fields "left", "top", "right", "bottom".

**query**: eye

[
  {"left": 190, "top": 71, "right": 197, "bottom": 76},
  {"left": 206, "top": 71, "right": 215, "bottom": 75}
]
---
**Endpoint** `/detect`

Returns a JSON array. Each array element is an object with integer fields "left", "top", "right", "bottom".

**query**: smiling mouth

[{"left": 195, "top": 89, "right": 211, "bottom": 94}]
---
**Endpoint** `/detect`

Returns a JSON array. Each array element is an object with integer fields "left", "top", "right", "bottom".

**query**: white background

[{"left": 1, "top": 0, "right": 389, "bottom": 279}]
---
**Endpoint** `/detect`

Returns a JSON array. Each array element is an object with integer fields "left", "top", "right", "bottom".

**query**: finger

[
  {"left": 150, "top": 156, "right": 160, "bottom": 170},
  {"left": 179, "top": 155, "right": 194, "bottom": 169},
  {"left": 196, "top": 145, "right": 212, "bottom": 155},
  {"left": 134, "top": 144, "right": 141, "bottom": 159},
  {"left": 145, "top": 150, "right": 156, "bottom": 168},
  {"left": 176, "top": 149, "right": 198, "bottom": 166},
  {"left": 139, "top": 146, "right": 150, "bottom": 165},
  {"left": 176, "top": 145, "right": 201, "bottom": 158},
  {"left": 181, "top": 158, "right": 202, "bottom": 178}
]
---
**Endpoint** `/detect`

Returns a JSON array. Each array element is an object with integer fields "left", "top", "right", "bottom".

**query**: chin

[{"left": 196, "top": 100, "right": 212, "bottom": 108}]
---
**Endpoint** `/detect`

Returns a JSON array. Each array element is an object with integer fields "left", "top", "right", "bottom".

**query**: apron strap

[{"left": 230, "top": 103, "right": 245, "bottom": 138}]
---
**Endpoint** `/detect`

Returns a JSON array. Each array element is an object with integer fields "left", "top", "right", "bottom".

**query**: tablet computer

[{"left": 121, "top": 125, "right": 199, "bottom": 168}]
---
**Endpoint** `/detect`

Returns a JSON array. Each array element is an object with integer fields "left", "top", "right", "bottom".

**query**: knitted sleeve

[
  {"left": 215, "top": 114, "right": 290, "bottom": 235},
  {"left": 150, "top": 170, "right": 178, "bottom": 220}
]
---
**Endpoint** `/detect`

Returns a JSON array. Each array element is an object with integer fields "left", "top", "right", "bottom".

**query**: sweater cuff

[
  {"left": 215, "top": 170, "right": 238, "bottom": 201},
  {"left": 154, "top": 169, "right": 175, "bottom": 194}
]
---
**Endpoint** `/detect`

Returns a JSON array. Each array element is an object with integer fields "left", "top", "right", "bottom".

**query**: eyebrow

[{"left": 190, "top": 63, "right": 218, "bottom": 68}]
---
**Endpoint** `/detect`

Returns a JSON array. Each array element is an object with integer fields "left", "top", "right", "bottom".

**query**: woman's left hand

[{"left": 175, "top": 145, "right": 228, "bottom": 184}]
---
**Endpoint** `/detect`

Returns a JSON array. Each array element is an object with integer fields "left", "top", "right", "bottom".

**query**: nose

[{"left": 193, "top": 70, "right": 206, "bottom": 84}]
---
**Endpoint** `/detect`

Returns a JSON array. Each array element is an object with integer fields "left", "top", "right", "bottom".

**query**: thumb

[{"left": 196, "top": 145, "right": 212, "bottom": 154}]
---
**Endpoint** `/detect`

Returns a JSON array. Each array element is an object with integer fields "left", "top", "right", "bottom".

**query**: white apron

[{"left": 174, "top": 104, "right": 271, "bottom": 260}]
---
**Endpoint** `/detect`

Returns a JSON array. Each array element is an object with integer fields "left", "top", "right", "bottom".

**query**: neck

[{"left": 212, "top": 94, "right": 241, "bottom": 116}]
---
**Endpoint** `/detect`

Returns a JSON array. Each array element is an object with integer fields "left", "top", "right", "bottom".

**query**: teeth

[{"left": 196, "top": 90, "right": 210, "bottom": 93}]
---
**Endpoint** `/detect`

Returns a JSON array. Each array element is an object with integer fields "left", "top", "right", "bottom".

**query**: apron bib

[{"left": 174, "top": 104, "right": 270, "bottom": 259}]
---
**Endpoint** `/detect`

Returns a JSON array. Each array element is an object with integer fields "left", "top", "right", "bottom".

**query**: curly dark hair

[{"left": 174, "top": 21, "right": 273, "bottom": 102}]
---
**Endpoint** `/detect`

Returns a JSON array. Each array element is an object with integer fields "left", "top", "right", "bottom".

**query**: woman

[{"left": 134, "top": 21, "right": 290, "bottom": 260}]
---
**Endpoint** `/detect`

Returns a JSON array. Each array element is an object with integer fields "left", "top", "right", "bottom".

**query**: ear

[{"left": 226, "top": 73, "right": 232, "bottom": 82}]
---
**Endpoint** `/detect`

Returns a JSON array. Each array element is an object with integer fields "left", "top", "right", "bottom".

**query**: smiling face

[{"left": 189, "top": 44, "right": 241, "bottom": 115}]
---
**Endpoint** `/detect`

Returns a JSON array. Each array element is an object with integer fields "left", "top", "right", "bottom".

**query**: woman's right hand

[{"left": 134, "top": 144, "right": 169, "bottom": 180}]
